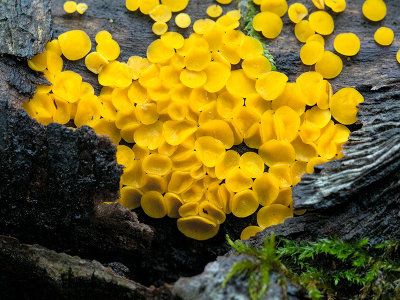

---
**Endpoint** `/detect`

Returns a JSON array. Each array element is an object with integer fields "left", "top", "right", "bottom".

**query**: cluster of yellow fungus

[
  {"left": 26, "top": 0, "right": 370, "bottom": 241},
  {"left": 126, "top": 0, "right": 190, "bottom": 34},
  {"left": 63, "top": 1, "right": 88, "bottom": 14}
]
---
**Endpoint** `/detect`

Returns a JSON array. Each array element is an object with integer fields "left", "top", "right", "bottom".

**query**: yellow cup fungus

[
  {"left": 311, "top": 0, "right": 325, "bottom": 9},
  {"left": 77, "top": 3, "right": 88, "bottom": 14},
  {"left": 26, "top": 1, "right": 364, "bottom": 241},
  {"left": 397, "top": 49, "right": 400, "bottom": 64},
  {"left": 325, "top": 0, "right": 346, "bottom": 13},
  {"left": 315, "top": 51, "right": 343, "bottom": 79},
  {"left": 252, "top": 11, "right": 283, "bottom": 39},
  {"left": 308, "top": 11, "right": 334, "bottom": 36},
  {"left": 63, "top": 1, "right": 77, "bottom": 14},
  {"left": 330, "top": 87, "right": 364, "bottom": 125},
  {"left": 288, "top": 3, "right": 308, "bottom": 24},
  {"left": 58, "top": 30, "right": 92, "bottom": 61},
  {"left": 374, "top": 27, "right": 394, "bottom": 46},
  {"left": 362, "top": 0, "right": 386, "bottom": 21},
  {"left": 334, "top": 33, "right": 361, "bottom": 56},
  {"left": 300, "top": 41, "right": 324, "bottom": 65},
  {"left": 175, "top": 13, "right": 191, "bottom": 28},
  {"left": 207, "top": 4, "right": 223, "bottom": 18},
  {"left": 152, "top": 22, "right": 169, "bottom": 35},
  {"left": 294, "top": 20, "right": 315, "bottom": 43}
]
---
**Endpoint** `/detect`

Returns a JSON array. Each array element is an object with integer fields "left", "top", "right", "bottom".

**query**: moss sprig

[{"left": 223, "top": 235, "right": 400, "bottom": 300}]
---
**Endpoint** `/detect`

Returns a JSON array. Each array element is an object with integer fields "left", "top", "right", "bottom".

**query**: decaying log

[
  {"left": 0, "top": 0, "right": 399, "bottom": 298},
  {"left": 0, "top": 235, "right": 172, "bottom": 299}
]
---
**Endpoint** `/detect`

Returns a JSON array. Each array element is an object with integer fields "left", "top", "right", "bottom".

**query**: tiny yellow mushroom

[
  {"left": 142, "top": 154, "right": 172, "bottom": 176},
  {"left": 311, "top": 0, "right": 325, "bottom": 9},
  {"left": 207, "top": 4, "right": 223, "bottom": 18},
  {"left": 134, "top": 121, "right": 164, "bottom": 150},
  {"left": 225, "top": 167, "right": 253, "bottom": 193},
  {"left": 161, "top": 0, "right": 189, "bottom": 12},
  {"left": 76, "top": 3, "right": 88, "bottom": 14},
  {"left": 396, "top": 49, "right": 400, "bottom": 64},
  {"left": 196, "top": 120, "right": 234, "bottom": 149},
  {"left": 163, "top": 120, "right": 197, "bottom": 146},
  {"left": 269, "top": 164, "right": 292, "bottom": 188},
  {"left": 116, "top": 145, "right": 135, "bottom": 168},
  {"left": 308, "top": 11, "right": 334, "bottom": 36},
  {"left": 252, "top": 11, "right": 283, "bottom": 39},
  {"left": 306, "top": 157, "right": 328, "bottom": 174},
  {"left": 63, "top": 1, "right": 77, "bottom": 13},
  {"left": 180, "top": 70, "right": 207, "bottom": 88},
  {"left": 150, "top": 4, "right": 172, "bottom": 22},
  {"left": 306, "top": 34, "right": 325, "bottom": 46},
  {"left": 274, "top": 106, "right": 300, "bottom": 142},
  {"left": 242, "top": 56, "right": 272, "bottom": 79},
  {"left": 325, "top": 0, "right": 346, "bottom": 13},
  {"left": 152, "top": 22, "right": 168, "bottom": 35},
  {"left": 226, "top": 70, "right": 256, "bottom": 98},
  {"left": 256, "top": 71, "right": 288, "bottom": 101},
  {"left": 175, "top": 13, "right": 191, "bottom": 28},
  {"left": 273, "top": 187, "right": 292, "bottom": 206},
  {"left": 199, "top": 202, "right": 226, "bottom": 224},
  {"left": 240, "top": 226, "right": 263, "bottom": 240},
  {"left": 85, "top": 52, "right": 108, "bottom": 74},
  {"left": 147, "top": 39, "right": 175, "bottom": 63},
  {"left": 362, "top": 0, "right": 386, "bottom": 22},
  {"left": 300, "top": 41, "right": 324, "bottom": 65},
  {"left": 260, "top": 0, "right": 288, "bottom": 17},
  {"left": 120, "top": 159, "right": 145, "bottom": 188},
  {"left": 141, "top": 191, "right": 166, "bottom": 218},
  {"left": 253, "top": 172, "right": 280, "bottom": 206},
  {"left": 126, "top": 0, "right": 139, "bottom": 11},
  {"left": 161, "top": 32, "right": 184, "bottom": 49},
  {"left": 259, "top": 139, "right": 296, "bottom": 167},
  {"left": 164, "top": 192, "right": 183, "bottom": 218},
  {"left": 52, "top": 71, "right": 82, "bottom": 103},
  {"left": 215, "top": 150, "right": 240, "bottom": 180},
  {"left": 257, "top": 204, "right": 293, "bottom": 229},
  {"left": 45, "top": 40, "right": 62, "bottom": 56},
  {"left": 291, "top": 136, "right": 318, "bottom": 162},
  {"left": 374, "top": 27, "right": 394, "bottom": 46},
  {"left": 96, "top": 38, "right": 120, "bottom": 61},
  {"left": 231, "top": 189, "right": 259, "bottom": 218},
  {"left": 58, "top": 30, "right": 92, "bottom": 61},
  {"left": 288, "top": 3, "right": 308, "bottom": 24},
  {"left": 203, "top": 62, "right": 231, "bottom": 93},
  {"left": 334, "top": 33, "right": 360, "bottom": 56},
  {"left": 239, "top": 36, "right": 263, "bottom": 60},
  {"left": 315, "top": 51, "right": 343, "bottom": 79},
  {"left": 195, "top": 136, "right": 226, "bottom": 168},
  {"left": 177, "top": 216, "right": 219, "bottom": 240},
  {"left": 330, "top": 87, "right": 364, "bottom": 125},
  {"left": 179, "top": 202, "right": 199, "bottom": 217},
  {"left": 168, "top": 171, "right": 194, "bottom": 194},
  {"left": 294, "top": 20, "right": 315, "bottom": 43},
  {"left": 119, "top": 186, "right": 142, "bottom": 210},
  {"left": 95, "top": 30, "right": 112, "bottom": 43},
  {"left": 239, "top": 152, "right": 264, "bottom": 178},
  {"left": 27, "top": 52, "right": 48, "bottom": 72}
]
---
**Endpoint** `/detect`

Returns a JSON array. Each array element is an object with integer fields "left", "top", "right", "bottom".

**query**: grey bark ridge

[
  {"left": 0, "top": 235, "right": 172, "bottom": 300},
  {"left": 0, "top": 0, "right": 52, "bottom": 58}
]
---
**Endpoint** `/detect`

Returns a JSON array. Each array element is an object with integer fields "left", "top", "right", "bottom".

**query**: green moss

[
  {"left": 237, "top": 0, "right": 276, "bottom": 70},
  {"left": 223, "top": 235, "right": 400, "bottom": 300}
]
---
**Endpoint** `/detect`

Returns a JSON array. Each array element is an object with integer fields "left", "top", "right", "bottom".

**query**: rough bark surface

[
  {"left": 0, "top": 235, "right": 172, "bottom": 299},
  {"left": 0, "top": 0, "right": 399, "bottom": 299},
  {"left": 0, "top": 0, "right": 52, "bottom": 58}
]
